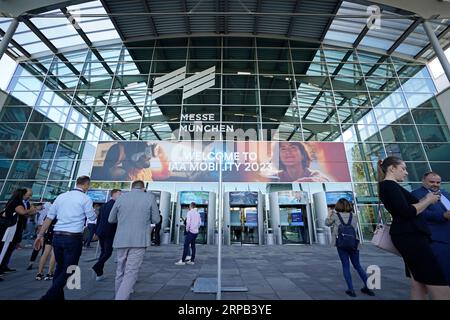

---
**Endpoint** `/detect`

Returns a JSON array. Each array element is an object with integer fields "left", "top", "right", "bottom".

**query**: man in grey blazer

[{"left": 108, "top": 180, "right": 160, "bottom": 300}]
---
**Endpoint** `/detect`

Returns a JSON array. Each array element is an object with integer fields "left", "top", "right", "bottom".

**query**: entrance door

[
  {"left": 242, "top": 207, "right": 258, "bottom": 244},
  {"left": 196, "top": 207, "right": 207, "bottom": 244},
  {"left": 280, "top": 207, "right": 309, "bottom": 244},
  {"left": 229, "top": 207, "right": 259, "bottom": 244},
  {"left": 230, "top": 208, "right": 242, "bottom": 244}
]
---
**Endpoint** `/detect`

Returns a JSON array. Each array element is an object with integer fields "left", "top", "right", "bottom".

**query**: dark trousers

[
  {"left": 0, "top": 226, "right": 7, "bottom": 243},
  {"left": 182, "top": 232, "right": 198, "bottom": 262},
  {"left": 152, "top": 224, "right": 161, "bottom": 245},
  {"left": 41, "top": 234, "right": 83, "bottom": 300},
  {"left": 29, "top": 247, "right": 44, "bottom": 263},
  {"left": 0, "top": 242, "right": 16, "bottom": 269},
  {"left": 431, "top": 241, "right": 450, "bottom": 286},
  {"left": 84, "top": 224, "right": 96, "bottom": 247},
  {"left": 337, "top": 248, "right": 368, "bottom": 291},
  {"left": 92, "top": 236, "right": 114, "bottom": 276}
]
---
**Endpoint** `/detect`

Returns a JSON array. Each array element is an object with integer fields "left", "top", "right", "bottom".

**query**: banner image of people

[{"left": 91, "top": 141, "right": 351, "bottom": 183}]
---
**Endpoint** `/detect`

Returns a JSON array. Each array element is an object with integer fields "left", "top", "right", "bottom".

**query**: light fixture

[{"left": 237, "top": 71, "right": 251, "bottom": 75}]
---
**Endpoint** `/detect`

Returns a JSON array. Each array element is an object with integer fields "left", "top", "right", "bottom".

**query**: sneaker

[
  {"left": 175, "top": 260, "right": 186, "bottom": 265},
  {"left": 361, "top": 287, "right": 375, "bottom": 296},
  {"left": 96, "top": 275, "right": 105, "bottom": 281},
  {"left": 2, "top": 267, "right": 16, "bottom": 273},
  {"left": 345, "top": 290, "right": 356, "bottom": 297},
  {"left": 35, "top": 273, "right": 44, "bottom": 281},
  {"left": 186, "top": 256, "right": 191, "bottom": 261},
  {"left": 26, "top": 264, "right": 33, "bottom": 271},
  {"left": 44, "top": 274, "right": 53, "bottom": 281},
  {"left": 186, "top": 261, "right": 195, "bottom": 265}
]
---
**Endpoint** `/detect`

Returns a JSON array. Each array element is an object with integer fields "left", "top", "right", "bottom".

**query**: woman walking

[
  {"left": 35, "top": 219, "right": 57, "bottom": 281},
  {"left": 0, "top": 188, "right": 39, "bottom": 279},
  {"left": 326, "top": 198, "right": 375, "bottom": 297}
]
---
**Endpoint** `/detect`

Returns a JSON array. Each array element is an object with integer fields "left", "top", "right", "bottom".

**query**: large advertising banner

[{"left": 91, "top": 141, "right": 350, "bottom": 183}]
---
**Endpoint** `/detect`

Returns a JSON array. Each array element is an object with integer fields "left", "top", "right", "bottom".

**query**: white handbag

[{"left": 371, "top": 203, "right": 401, "bottom": 256}]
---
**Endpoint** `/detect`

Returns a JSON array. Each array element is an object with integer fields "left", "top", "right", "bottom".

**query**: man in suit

[
  {"left": 108, "top": 180, "right": 160, "bottom": 300},
  {"left": 412, "top": 171, "right": 450, "bottom": 285},
  {"left": 92, "top": 189, "right": 122, "bottom": 280}
]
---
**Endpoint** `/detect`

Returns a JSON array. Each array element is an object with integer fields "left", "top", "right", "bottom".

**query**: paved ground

[{"left": 0, "top": 242, "right": 410, "bottom": 300}]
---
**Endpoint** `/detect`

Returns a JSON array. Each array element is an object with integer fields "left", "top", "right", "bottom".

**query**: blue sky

[{"left": 0, "top": 54, "right": 15, "bottom": 90}]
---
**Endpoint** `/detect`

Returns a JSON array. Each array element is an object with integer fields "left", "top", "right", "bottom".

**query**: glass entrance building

[{"left": 1, "top": 0, "right": 450, "bottom": 242}]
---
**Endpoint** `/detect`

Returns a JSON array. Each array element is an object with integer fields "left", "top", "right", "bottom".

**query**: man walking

[
  {"left": 175, "top": 202, "right": 201, "bottom": 265},
  {"left": 92, "top": 189, "right": 122, "bottom": 280},
  {"left": 108, "top": 180, "right": 160, "bottom": 300},
  {"left": 412, "top": 171, "right": 450, "bottom": 285},
  {"left": 34, "top": 176, "right": 96, "bottom": 300}
]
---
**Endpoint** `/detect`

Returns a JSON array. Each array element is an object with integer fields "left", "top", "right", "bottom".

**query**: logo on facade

[{"left": 151, "top": 66, "right": 216, "bottom": 100}]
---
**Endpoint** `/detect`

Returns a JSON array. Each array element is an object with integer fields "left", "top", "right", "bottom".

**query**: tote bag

[{"left": 371, "top": 203, "right": 401, "bottom": 256}]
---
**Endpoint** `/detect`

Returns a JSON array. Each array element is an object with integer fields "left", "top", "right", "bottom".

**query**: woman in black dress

[{"left": 378, "top": 156, "right": 450, "bottom": 299}]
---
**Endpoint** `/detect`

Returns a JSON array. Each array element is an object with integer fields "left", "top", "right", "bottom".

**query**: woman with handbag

[
  {"left": 0, "top": 188, "right": 39, "bottom": 280},
  {"left": 326, "top": 198, "right": 375, "bottom": 298},
  {"left": 378, "top": 156, "right": 450, "bottom": 299}
]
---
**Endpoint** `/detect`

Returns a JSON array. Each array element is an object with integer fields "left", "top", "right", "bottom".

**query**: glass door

[
  {"left": 230, "top": 208, "right": 242, "bottom": 244},
  {"left": 280, "top": 207, "right": 309, "bottom": 244},
  {"left": 242, "top": 207, "right": 258, "bottom": 244},
  {"left": 196, "top": 207, "right": 207, "bottom": 244}
]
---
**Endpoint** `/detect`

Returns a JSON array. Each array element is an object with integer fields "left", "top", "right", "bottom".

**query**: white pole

[
  {"left": 217, "top": 143, "right": 223, "bottom": 300},
  {"left": 423, "top": 20, "right": 450, "bottom": 82}
]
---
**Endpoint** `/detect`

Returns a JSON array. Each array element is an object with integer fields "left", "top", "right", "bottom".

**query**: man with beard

[{"left": 412, "top": 172, "right": 450, "bottom": 285}]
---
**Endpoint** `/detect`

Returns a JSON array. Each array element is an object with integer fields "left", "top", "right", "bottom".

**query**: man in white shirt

[
  {"left": 175, "top": 202, "right": 202, "bottom": 265},
  {"left": 34, "top": 176, "right": 96, "bottom": 300}
]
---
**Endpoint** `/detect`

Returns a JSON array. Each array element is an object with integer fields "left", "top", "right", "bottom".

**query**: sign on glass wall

[{"left": 91, "top": 141, "right": 351, "bottom": 183}]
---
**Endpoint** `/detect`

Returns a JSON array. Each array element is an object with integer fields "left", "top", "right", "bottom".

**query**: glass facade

[{"left": 1, "top": 36, "right": 450, "bottom": 241}]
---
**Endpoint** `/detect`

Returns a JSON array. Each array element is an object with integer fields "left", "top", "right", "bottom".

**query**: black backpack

[{"left": 335, "top": 212, "right": 358, "bottom": 251}]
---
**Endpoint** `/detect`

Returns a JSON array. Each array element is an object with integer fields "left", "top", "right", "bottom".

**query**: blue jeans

[
  {"left": 182, "top": 232, "right": 198, "bottom": 262},
  {"left": 337, "top": 248, "right": 368, "bottom": 291},
  {"left": 41, "top": 234, "right": 83, "bottom": 300}
]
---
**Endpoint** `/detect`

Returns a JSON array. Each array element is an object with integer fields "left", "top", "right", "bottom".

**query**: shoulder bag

[{"left": 371, "top": 202, "right": 401, "bottom": 256}]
